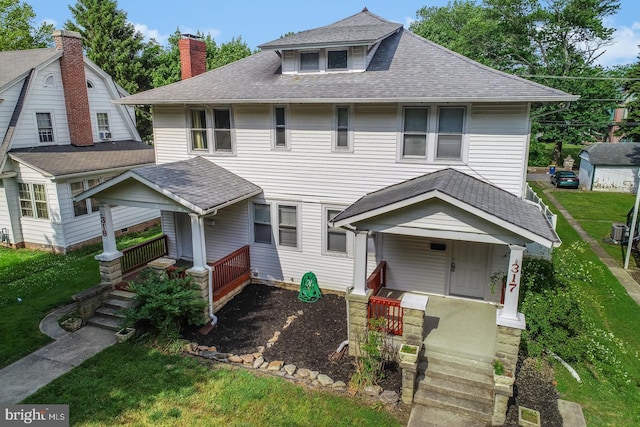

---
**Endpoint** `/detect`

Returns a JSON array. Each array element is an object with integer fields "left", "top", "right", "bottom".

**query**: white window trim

[
  {"left": 396, "top": 104, "right": 470, "bottom": 164},
  {"left": 33, "top": 111, "right": 56, "bottom": 144},
  {"left": 432, "top": 106, "right": 469, "bottom": 164},
  {"left": 322, "top": 205, "right": 352, "bottom": 257},
  {"left": 276, "top": 201, "right": 302, "bottom": 251},
  {"left": 250, "top": 201, "right": 274, "bottom": 247},
  {"left": 86, "top": 79, "right": 95, "bottom": 89},
  {"left": 70, "top": 177, "right": 103, "bottom": 218},
  {"left": 271, "top": 105, "right": 291, "bottom": 150},
  {"left": 298, "top": 50, "right": 322, "bottom": 73},
  {"left": 212, "top": 107, "right": 235, "bottom": 155},
  {"left": 332, "top": 105, "right": 354, "bottom": 152},
  {"left": 326, "top": 49, "right": 349, "bottom": 71},
  {"left": 96, "top": 112, "right": 111, "bottom": 140},
  {"left": 187, "top": 107, "right": 210, "bottom": 153},
  {"left": 18, "top": 182, "right": 49, "bottom": 221}
]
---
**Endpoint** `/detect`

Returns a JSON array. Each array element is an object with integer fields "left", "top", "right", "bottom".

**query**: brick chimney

[
  {"left": 53, "top": 30, "right": 93, "bottom": 147},
  {"left": 179, "top": 34, "right": 206, "bottom": 80}
]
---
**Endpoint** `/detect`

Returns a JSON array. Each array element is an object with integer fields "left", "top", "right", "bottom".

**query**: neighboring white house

[
  {"left": 79, "top": 10, "right": 575, "bottom": 420},
  {"left": 579, "top": 143, "right": 640, "bottom": 192},
  {"left": 0, "top": 30, "right": 159, "bottom": 252}
]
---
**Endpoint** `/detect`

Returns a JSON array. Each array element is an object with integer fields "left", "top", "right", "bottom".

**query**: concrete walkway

[
  {"left": 0, "top": 306, "right": 117, "bottom": 405},
  {"left": 543, "top": 189, "right": 640, "bottom": 305}
]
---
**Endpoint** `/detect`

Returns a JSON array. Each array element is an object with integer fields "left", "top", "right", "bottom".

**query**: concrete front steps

[
  {"left": 414, "top": 350, "right": 494, "bottom": 424},
  {"left": 87, "top": 290, "right": 136, "bottom": 331}
]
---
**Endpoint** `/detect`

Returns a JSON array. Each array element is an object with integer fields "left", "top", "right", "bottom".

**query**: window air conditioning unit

[{"left": 99, "top": 131, "right": 112, "bottom": 140}]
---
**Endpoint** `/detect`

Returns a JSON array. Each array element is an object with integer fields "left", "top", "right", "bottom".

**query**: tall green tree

[
  {"left": 65, "top": 0, "right": 156, "bottom": 140},
  {"left": 620, "top": 59, "right": 640, "bottom": 142},
  {"left": 411, "top": 0, "right": 622, "bottom": 162},
  {"left": 151, "top": 29, "right": 252, "bottom": 88},
  {"left": 0, "top": 0, "right": 53, "bottom": 50}
]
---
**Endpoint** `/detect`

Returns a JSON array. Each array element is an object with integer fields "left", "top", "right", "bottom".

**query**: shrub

[
  {"left": 125, "top": 269, "right": 207, "bottom": 341},
  {"left": 349, "top": 317, "right": 393, "bottom": 391}
]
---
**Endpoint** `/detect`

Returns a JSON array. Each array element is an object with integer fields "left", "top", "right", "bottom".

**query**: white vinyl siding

[{"left": 203, "top": 201, "right": 250, "bottom": 261}]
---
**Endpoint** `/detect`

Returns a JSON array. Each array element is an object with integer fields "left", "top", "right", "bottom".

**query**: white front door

[
  {"left": 449, "top": 241, "right": 488, "bottom": 299},
  {"left": 175, "top": 213, "right": 193, "bottom": 260}
]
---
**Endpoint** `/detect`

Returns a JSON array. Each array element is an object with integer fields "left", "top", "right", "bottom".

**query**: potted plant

[
  {"left": 398, "top": 343, "right": 420, "bottom": 364},
  {"left": 115, "top": 327, "right": 135, "bottom": 343},
  {"left": 518, "top": 406, "right": 541, "bottom": 427}
]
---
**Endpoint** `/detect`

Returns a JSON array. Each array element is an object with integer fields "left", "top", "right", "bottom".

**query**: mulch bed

[{"left": 183, "top": 283, "right": 401, "bottom": 391}]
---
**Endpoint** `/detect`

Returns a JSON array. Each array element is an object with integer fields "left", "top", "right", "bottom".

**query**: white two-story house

[
  {"left": 0, "top": 30, "right": 159, "bottom": 252},
  {"left": 79, "top": 10, "right": 575, "bottom": 420}
]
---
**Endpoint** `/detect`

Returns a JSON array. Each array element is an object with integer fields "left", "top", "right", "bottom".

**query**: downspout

[{"left": 205, "top": 263, "right": 217, "bottom": 325}]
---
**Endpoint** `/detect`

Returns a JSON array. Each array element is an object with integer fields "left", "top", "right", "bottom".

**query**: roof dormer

[{"left": 258, "top": 8, "right": 401, "bottom": 75}]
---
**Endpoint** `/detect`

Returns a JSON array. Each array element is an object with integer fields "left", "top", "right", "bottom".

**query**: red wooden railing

[
  {"left": 166, "top": 265, "right": 187, "bottom": 280},
  {"left": 208, "top": 245, "right": 251, "bottom": 300},
  {"left": 368, "top": 295, "right": 403, "bottom": 336},
  {"left": 120, "top": 234, "right": 168, "bottom": 274},
  {"left": 367, "top": 261, "right": 387, "bottom": 295}
]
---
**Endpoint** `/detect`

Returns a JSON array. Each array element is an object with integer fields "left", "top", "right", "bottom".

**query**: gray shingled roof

[
  {"left": 9, "top": 141, "right": 154, "bottom": 177},
  {"left": 580, "top": 143, "right": 640, "bottom": 166},
  {"left": 332, "top": 168, "right": 559, "bottom": 244},
  {"left": 0, "top": 48, "right": 59, "bottom": 90},
  {"left": 117, "top": 11, "right": 575, "bottom": 105},
  {"left": 258, "top": 10, "right": 402, "bottom": 49},
  {"left": 132, "top": 157, "right": 262, "bottom": 213}
]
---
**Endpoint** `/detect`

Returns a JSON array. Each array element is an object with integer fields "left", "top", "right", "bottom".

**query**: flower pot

[
  {"left": 60, "top": 317, "right": 82, "bottom": 332},
  {"left": 115, "top": 327, "right": 135, "bottom": 343},
  {"left": 518, "top": 406, "right": 541, "bottom": 427},
  {"left": 398, "top": 344, "right": 420, "bottom": 364}
]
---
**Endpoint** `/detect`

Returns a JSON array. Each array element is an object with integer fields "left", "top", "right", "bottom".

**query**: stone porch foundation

[{"left": 492, "top": 325, "right": 523, "bottom": 425}]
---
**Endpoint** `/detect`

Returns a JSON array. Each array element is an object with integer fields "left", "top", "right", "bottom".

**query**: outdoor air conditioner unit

[
  {"left": 99, "top": 131, "right": 112, "bottom": 140},
  {"left": 611, "top": 223, "right": 627, "bottom": 243}
]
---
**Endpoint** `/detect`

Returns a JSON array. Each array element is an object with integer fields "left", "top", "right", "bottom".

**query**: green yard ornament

[{"left": 298, "top": 272, "right": 321, "bottom": 303}]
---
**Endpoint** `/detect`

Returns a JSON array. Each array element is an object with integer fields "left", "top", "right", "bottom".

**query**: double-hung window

[
  {"left": 334, "top": 106, "right": 351, "bottom": 151},
  {"left": 278, "top": 205, "right": 298, "bottom": 248},
  {"left": 326, "top": 209, "right": 347, "bottom": 254},
  {"left": 213, "top": 108, "right": 232, "bottom": 152},
  {"left": 19, "top": 183, "right": 49, "bottom": 220},
  {"left": 189, "top": 109, "right": 208, "bottom": 151},
  {"left": 36, "top": 112, "right": 54, "bottom": 143},
  {"left": 253, "top": 203, "right": 272, "bottom": 244},
  {"left": 402, "top": 107, "right": 428, "bottom": 157},
  {"left": 436, "top": 107, "right": 465, "bottom": 160},
  {"left": 273, "top": 106, "right": 288, "bottom": 148}
]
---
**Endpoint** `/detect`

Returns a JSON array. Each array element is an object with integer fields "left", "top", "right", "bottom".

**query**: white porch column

[
  {"left": 497, "top": 244, "right": 526, "bottom": 329},
  {"left": 188, "top": 213, "right": 207, "bottom": 272},
  {"left": 351, "top": 230, "right": 368, "bottom": 295},
  {"left": 95, "top": 204, "right": 121, "bottom": 261}
]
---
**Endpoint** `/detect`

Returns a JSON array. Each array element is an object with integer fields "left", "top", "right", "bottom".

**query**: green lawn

[
  {"left": 530, "top": 184, "right": 640, "bottom": 426},
  {"left": 23, "top": 344, "right": 402, "bottom": 427},
  {"left": 0, "top": 226, "right": 161, "bottom": 368}
]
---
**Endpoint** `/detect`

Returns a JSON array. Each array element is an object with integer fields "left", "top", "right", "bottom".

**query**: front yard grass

[
  {"left": 0, "top": 226, "right": 162, "bottom": 368},
  {"left": 530, "top": 184, "right": 640, "bottom": 426},
  {"left": 23, "top": 344, "right": 402, "bottom": 426}
]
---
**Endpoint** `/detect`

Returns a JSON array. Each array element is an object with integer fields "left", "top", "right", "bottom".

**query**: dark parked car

[{"left": 551, "top": 170, "right": 579, "bottom": 188}]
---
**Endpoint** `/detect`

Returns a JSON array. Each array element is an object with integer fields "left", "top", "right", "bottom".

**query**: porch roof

[
  {"left": 76, "top": 156, "right": 262, "bottom": 215},
  {"left": 331, "top": 168, "right": 560, "bottom": 247}
]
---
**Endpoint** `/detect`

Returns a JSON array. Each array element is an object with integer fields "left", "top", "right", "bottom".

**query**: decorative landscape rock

[
  {"left": 309, "top": 371, "right": 319, "bottom": 380},
  {"left": 379, "top": 390, "right": 399, "bottom": 405},
  {"left": 317, "top": 374, "right": 334, "bottom": 386},
  {"left": 253, "top": 356, "right": 264, "bottom": 369},
  {"left": 240, "top": 354, "right": 254, "bottom": 364},
  {"left": 364, "top": 385, "right": 383, "bottom": 397},
  {"left": 332, "top": 381, "right": 346, "bottom": 389},
  {"left": 296, "top": 368, "right": 310, "bottom": 378},
  {"left": 228, "top": 355, "right": 243, "bottom": 363},
  {"left": 267, "top": 360, "right": 284, "bottom": 371},
  {"left": 284, "top": 364, "right": 296, "bottom": 376}
]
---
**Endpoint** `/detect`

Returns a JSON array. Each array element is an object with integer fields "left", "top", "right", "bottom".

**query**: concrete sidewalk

[{"left": 0, "top": 308, "right": 117, "bottom": 405}]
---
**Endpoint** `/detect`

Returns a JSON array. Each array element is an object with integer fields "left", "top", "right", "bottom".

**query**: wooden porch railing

[
  {"left": 366, "top": 261, "right": 387, "bottom": 295},
  {"left": 368, "top": 295, "right": 403, "bottom": 336},
  {"left": 208, "top": 245, "right": 251, "bottom": 300},
  {"left": 120, "top": 234, "right": 168, "bottom": 274}
]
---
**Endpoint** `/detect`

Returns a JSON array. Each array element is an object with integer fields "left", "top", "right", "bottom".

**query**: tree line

[{"left": 3, "top": 0, "right": 639, "bottom": 151}]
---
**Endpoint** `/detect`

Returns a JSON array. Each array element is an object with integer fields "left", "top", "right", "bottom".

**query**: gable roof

[
  {"left": 580, "top": 143, "right": 640, "bottom": 166},
  {"left": 331, "top": 168, "right": 560, "bottom": 247},
  {"left": 9, "top": 141, "right": 154, "bottom": 178},
  {"left": 77, "top": 156, "right": 262, "bottom": 215},
  {"left": 258, "top": 9, "right": 402, "bottom": 50},
  {"left": 117, "top": 10, "right": 575, "bottom": 106}
]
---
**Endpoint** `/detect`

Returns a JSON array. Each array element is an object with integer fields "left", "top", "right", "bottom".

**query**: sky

[{"left": 28, "top": 0, "right": 640, "bottom": 68}]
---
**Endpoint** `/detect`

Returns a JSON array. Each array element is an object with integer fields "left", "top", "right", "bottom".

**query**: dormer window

[
  {"left": 328, "top": 50, "right": 348, "bottom": 70},
  {"left": 300, "top": 52, "right": 319, "bottom": 72}
]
